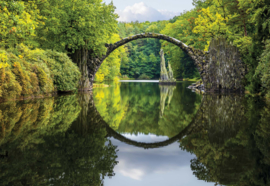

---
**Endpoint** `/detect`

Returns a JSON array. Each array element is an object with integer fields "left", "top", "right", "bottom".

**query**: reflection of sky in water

[
  {"left": 118, "top": 133, "right": 169, "bottom": 142},
  {"left": 104, "top": 134, "right": 214, "bottom": 186}
]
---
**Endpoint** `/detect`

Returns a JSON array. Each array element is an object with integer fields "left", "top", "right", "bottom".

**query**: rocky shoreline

[{"left": 187, "top": 80, "right": 205, "bottom": 94}]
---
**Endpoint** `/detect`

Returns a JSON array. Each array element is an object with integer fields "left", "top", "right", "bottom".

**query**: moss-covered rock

[{"left": 160, "top": 49, "right": 169, "bottom": 81}]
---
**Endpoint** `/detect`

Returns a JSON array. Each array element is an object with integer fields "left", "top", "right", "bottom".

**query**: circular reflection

[{"left": 93, "top": 81, "right": 202, "bottom": 144}]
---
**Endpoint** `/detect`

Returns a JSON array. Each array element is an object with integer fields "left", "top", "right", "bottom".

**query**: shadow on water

[{"left": 0, "top": 82, "right": 270, "bottom": 185}]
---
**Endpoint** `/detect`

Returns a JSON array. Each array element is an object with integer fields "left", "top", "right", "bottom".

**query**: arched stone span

[
  {"left": 87, "top": 34, "right": 246, "bottom": 92},
  {"left": 103, "top": 33, "right": 206, "bottom": 63},
  {"left": 88, "top": 33, "right": 208, "bottom": 87}
]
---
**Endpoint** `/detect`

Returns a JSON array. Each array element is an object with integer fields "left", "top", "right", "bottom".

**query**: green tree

[{"left": 35, "top": 0, "right": 118, "bottom": 89}]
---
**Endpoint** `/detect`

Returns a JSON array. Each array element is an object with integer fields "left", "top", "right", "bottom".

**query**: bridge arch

[
  {"left": 103, "top": 33, "right": 206, "bottom": 61},
  {"left": 87, "top": 34, "right": 246, "bottom": 92},
  {"left": 88, "top": 33, "right": 208, "bottom": 88}
]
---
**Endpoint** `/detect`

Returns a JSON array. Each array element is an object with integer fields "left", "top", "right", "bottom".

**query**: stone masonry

[{"left": 87, "top": 33, "right": 246, "bottom": 92}]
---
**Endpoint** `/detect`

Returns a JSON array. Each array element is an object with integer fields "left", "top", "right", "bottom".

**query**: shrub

[
  {"left": 0, "top": 45, "right": 81, "bottom": 100},
  {"left": 15, "top": 45, "right": 81, "bottom": 92},
  {"left": 12, "top": 61, "right": 34, "bottom": 95},
  {"left": 44, "top": 50, "right": 81, "bottom": 91},
  {"left": 121, "top": 75, "right": 129, "bottom": 80},
  {"left": 0, "top": 67, "right": 22, "bottom": 100},
  {"left": 5, "top": 47, "right": 54, "bottom": 95},
  {"left": 138, "top": 73, "right": 150, "bottom": 80}
]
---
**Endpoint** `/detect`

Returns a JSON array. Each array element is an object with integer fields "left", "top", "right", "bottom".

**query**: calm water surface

[{"left": 0, "top": 81, "right": 270, "bottom": 185}]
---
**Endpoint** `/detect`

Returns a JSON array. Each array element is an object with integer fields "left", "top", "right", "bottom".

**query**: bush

[
  {"left": 0, "top": 67, "right": 22, "bottom": 100},
  {"left": 44, "top": 50, "right": 81, "bottom": 91},
  {"left": 121, "top": 75, "right": 129, "bottom": 80},
  {"left": 0, "top": 45, "right": 81, "bottom": 100},
  {"left": 5, "top": 46, "right": 55, "bottom": 95},
  {"left": 138, "top": 73, "right": 151, "bottom": 80}
]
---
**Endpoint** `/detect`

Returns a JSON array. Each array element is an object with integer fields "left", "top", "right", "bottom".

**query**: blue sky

[{"left": 102, "top": 0, "right": 194, "bottom": 22}]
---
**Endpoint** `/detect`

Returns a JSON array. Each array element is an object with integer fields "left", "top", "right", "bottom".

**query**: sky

[
  {"left": 102, "top": 0, "right": 194, "bottom": 22},
  {"left": 104, "top": 134, "right": 214, "bottom": 186}
]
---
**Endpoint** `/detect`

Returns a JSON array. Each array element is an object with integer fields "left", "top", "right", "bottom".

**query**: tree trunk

[{"left": 69, "top": 48, "right": 92, "bottom": 91}]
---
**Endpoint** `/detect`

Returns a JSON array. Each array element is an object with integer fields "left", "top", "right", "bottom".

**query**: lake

[{"left": 0, "top": 81, "right": 269, "bottom": 186}]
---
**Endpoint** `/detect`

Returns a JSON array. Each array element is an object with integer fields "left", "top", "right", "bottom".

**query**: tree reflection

[
  {"left": 94, "top": 82, "right": 202, "bottom": 138},
  {"left": 93, "top": 83, "right": 126, "bottom": 131},
  {"left": 0, "top": 95, "right": 118, "bottom": 186},
  {"left": 180, "top": 95, "right": 270, "bottom": 186}
]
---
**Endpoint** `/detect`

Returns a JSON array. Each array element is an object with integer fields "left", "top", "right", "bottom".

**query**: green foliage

[
  {"left": 0, "top": 1, "right": 40, "bottom": 48},
  {"left": 1, "top": 0, "right": 270, "bottom": 97},
  {"left": 244, "top": 0, "right": 270, "bottom": 95},
  {"left": 118, "top": 21, "right": 168, "bottom": 79},
  {"left": 0, "top": 52, "right": 22, "bottom": 100},
  {"left": 160, "top": 9, "right": 206, "bottom": 79},
  {"left": 0, "top": 0, "right": 87, "bottom": 97},
  {"left": 255, "top": 40, "right": 270, "bottom": 99},
  {"left": 118, "top": 13, "right": 202, "bottom": 80},
  {"left": 0, "top": 0, "right": 120, "bottom": 94},
  {"left": 14, "top": 45, "right": 81, "bottom": 92},
  {"left": 35, "top": 0, "right": 118, "bottom": 57},
  {"left": 96, "top": 34, "right": 126, "bottom": 82},
  {"left": 0, "top": 48, "right": 53, "bottom": 99},
  {"left": 189, "top": 0, "right": 270, "bottom": 95},
  {"left": 138, "top": 73, "right": 151, "bottom": 80},
  {"left": 44, "top": 50, "right": 81, "bottom": 91},
  {"left": 0, "top": 45, "right": 81, "bottom": 100}
]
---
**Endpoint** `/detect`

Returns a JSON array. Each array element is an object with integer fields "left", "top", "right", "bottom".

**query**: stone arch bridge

[{"left": 87, "top": 33, "right": 246, "bottom": 92}]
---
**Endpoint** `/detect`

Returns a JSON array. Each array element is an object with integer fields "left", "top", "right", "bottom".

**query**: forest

[
  {"left": 116, "top": 0, "right": 270, "bottom": 98},
  {"left": 0, "top": 0, "right": 270, "bottom": 99}
]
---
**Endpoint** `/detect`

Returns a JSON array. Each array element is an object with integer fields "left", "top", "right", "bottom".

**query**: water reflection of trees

[
  {"left": 93, "top": 83, "right": 126, "bottom": 130},
  {"left": 180, "top": 95, "right": 270, "bottom": 186},
  {"left": 0, "top": 95, "right": 118, "bottom": 186},
  {"left": 94, "top": 82, "right": 202, "bottom": 138},
  {"left": 0, "top": 96, "right": 81, "bottom": 147}
]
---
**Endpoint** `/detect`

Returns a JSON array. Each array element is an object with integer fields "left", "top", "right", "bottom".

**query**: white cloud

[
  {"left": 116, "top": 2, "right": 180, "bottom": 22},
  {"left": 117, "top": 160, "right": 145, "bottom": 180}
]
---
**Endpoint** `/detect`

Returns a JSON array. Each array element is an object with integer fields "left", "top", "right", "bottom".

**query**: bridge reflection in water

[
  {"left": 91, "top": 93, "right": 246, "bottom": 150},
  {"left": 92, "top": 91, "right": 270, "bottom": 186},
  {"left": 0, "top": 88, "right": 270, "bottom": 185}
]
